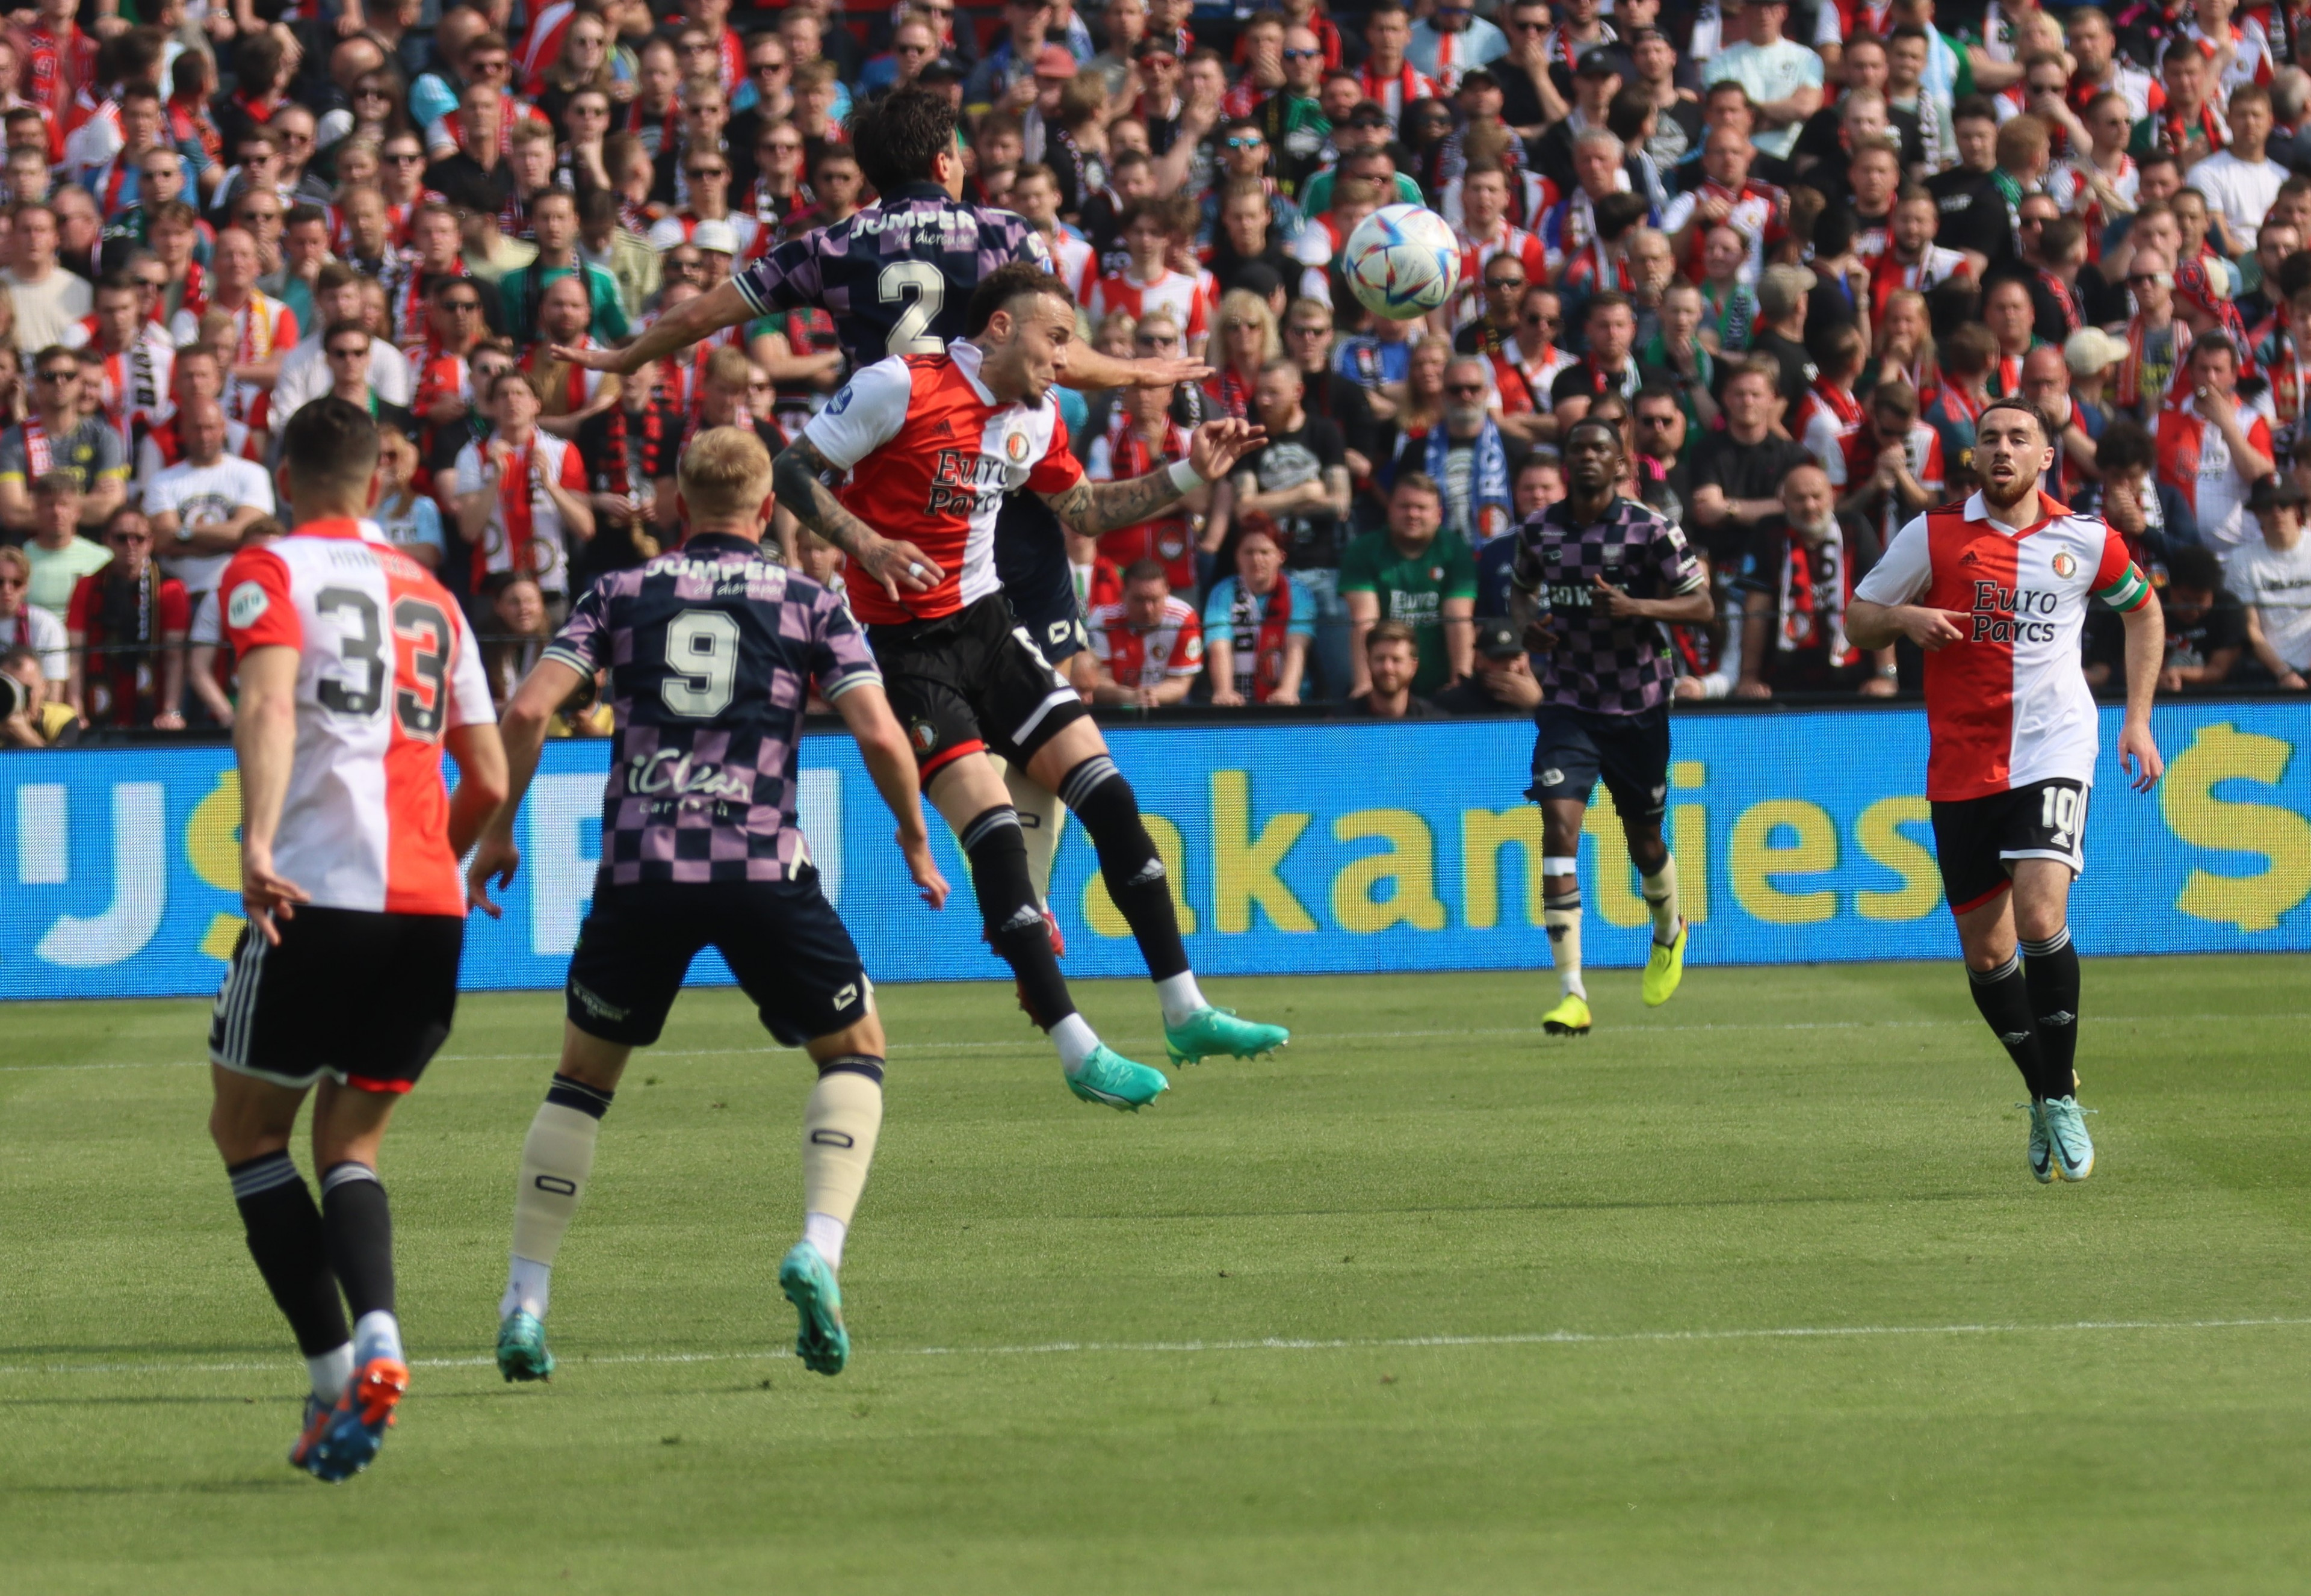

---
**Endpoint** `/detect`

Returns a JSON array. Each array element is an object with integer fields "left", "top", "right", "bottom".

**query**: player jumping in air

[
  {"left": 1507, "top": 415, "right": 1716, "bottom": 1036},
  {"left": 554, "top": 86, "right": 1200, "bottom": 947},
  {"left": 1848, "top": 398, "right": 2164, "bottom": 1184},
  {"left": 771, "top": 262, "right": 1287, "bottom": 1111},
  {"left": 468, "top": 428, "right": 948, "bottom": 1381},
  {"left": 206, "top": 398, "right": 508, "bottom": 1480}
]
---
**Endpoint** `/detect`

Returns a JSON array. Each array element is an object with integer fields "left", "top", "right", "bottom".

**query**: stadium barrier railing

[{"left": 5, "top": 698, "right": 2309, "bottom": 1000}]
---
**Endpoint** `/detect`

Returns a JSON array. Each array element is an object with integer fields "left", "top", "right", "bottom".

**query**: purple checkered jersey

[
  {"left": 732, "top": 181, "right": 1054, "bottom": 367},
  {"left": 542, "top": 533, "right": 882, "bottom": 885},
  {"left": 1511, "top": 496, "right": 1707, "bottom": 715}
]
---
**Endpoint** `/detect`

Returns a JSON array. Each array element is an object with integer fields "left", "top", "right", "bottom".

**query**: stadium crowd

[{"left": 4, "top": 0, "right": 2311, "bottom": 747}]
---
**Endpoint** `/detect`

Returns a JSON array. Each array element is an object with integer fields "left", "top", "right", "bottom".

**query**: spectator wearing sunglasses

[{"left": 1252, "top": 23, "right": 1332, "bottom": 198}]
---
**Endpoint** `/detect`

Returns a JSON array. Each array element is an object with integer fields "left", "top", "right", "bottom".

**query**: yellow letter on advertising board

[
  {"left": 1580, "top": 788, "right": 1651, "bottom": 926},
  {"left": 1671, "top": 760, "right": 1709, "bottom": 924},
  {"left": 1462, "top": 805, "right": 1547, "bottom": 929},
  {"left": 1083, "top": 812, "right": 1198, "bottom": 936},
  {"left": 187, "top": 771, "right": 246, "bottom": 960},
  {"left": 2162, "top": 723, "right": 2311, "bottom": 933},
  {"left": 1211, "top": 770, "right": 1317, "bottom": 933},
  {"left": 1332, "top": 809, "right": 1448, "bottom": 932},
  {"left": 1854, "top": 796, "right": 1941, "bottom": 921},
  {"left": 1730, "top": 800, "right": 1839, "bottom": 924}
]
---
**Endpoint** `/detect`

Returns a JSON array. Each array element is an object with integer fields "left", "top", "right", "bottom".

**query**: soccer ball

[{"left": 1344, "top": 204, "right": 1461, "bottom": 322}]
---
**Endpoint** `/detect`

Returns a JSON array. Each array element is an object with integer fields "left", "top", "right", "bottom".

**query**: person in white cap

[{"left": 2064, "top": 325, "right": 2129, "bottom": 441}]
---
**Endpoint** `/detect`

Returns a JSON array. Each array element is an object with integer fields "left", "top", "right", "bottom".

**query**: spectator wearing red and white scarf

[
  {"left": 1091, "top": 560, "right": 1205, "bottom": 707},
  {"left": 451, "top": 367, "right": 594, "bottom": 607}
]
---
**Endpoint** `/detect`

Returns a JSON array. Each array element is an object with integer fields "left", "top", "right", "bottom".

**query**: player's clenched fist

[{"left": 1188, "top": 418, "right": 1267, "bottom": 482}]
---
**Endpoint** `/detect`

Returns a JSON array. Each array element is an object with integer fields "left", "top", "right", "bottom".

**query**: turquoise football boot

[
  {"left": 2043, "top": 1096, "right": 2096, "bottom": 1182},
  {"left": 497, "top": 1310, "right": 554, "bottom": 1382},
  {"left": 1163, "top": 1006, "right": 1290, "bottom": 1067},
  {"left": 1065, "top": 1044, "right": 1169, "bottom": 1109},
  {"left": 779, "top": 1240, "right": 850, "bottom": 1376}
]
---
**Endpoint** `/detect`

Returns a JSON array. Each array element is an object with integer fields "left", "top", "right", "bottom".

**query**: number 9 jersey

[{"left": 220, "top": 518, "right": 495, "bottom": 917}]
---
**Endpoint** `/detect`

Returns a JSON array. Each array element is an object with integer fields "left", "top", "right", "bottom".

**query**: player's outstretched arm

[
  {"left": 2117, "top": 597, "right": 2167, "bottom": 793},
  {"left": 1059, "top": 344, "right": 1213, "bottom": 395},
  {"left": 1039, "top": 419, "right": 1266, "bottom": 536},
  {"left": 234, "top": 644, "right": 312, "bottom": 944},
  {"left": 831, "top": 681, "right": 950, "bottom": 909},
  {"left": 551, "top": 281, "right": 756, "bottom": 378},
  {"left": 467, "top": 657, "right": 585, "bottom": 918},
  {"left": 770, "top": 436, "right": 944, "bottom": 601}
]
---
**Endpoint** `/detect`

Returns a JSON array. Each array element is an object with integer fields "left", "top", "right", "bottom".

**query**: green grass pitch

[{"left": 4, "top": 957, "right": 2309, "bottom": 1594}]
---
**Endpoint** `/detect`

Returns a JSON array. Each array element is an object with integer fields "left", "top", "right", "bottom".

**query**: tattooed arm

[
  {"left": 771, "top": 435, "right": 945, "bottom": 601},
  {"left": 1038, "top": 418, "right": 1267, "bottom": 535}
]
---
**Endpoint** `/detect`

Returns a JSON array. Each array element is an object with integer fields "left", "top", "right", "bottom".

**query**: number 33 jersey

[
  {"left": 542, "top": 532, "right": 884, "bottom": 886},
  {"left": 220, "top": 518, "right": 495, "bottom": 916}
]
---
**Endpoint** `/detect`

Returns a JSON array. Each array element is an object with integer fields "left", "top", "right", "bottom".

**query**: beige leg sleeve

[
  {"left": 510, "top": 1102, "right": 601, "bottom": 1266},
  {"left": 802, "top": 1069, "right": 884, "bottom": 1228},
  {"left": 1641, "top": 856, "right": 1681, "bottom": 944},
  {"left": 1000, "top": 757, "right": 1067, "bottom": 905}
]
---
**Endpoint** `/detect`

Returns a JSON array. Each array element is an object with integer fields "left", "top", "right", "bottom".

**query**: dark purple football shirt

[
  {"left": 543, "top": 533, "right": 881, "bottom": 885},
  {"left": 732, "top": 181, "right": 1054, "bottom": 367}
]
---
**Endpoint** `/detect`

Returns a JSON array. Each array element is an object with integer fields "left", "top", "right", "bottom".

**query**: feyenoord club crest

[
  {"left": 909, "top": 719, "right": 939, "bottom": 753},
  {"left": 2052, "top": 551, "right": 2078, "bottom": 578},
  {"left": 1005, "top": 431, "right": 1030, "bottom": 464}
]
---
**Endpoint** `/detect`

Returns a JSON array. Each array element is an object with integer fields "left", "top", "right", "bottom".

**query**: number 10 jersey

[
  {"left": 542, "top": 531, "right": 884, "bottom": 887},
  {"left": 220, "top": 518, "right": 496, "bottom": 917}
]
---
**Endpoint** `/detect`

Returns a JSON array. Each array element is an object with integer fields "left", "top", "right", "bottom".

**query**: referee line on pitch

[
  {"left": 4, "top": 1315, "right": 2307, "bottom": 1379},
  {"left": 7, "top": 1012, "right": 2305, "bottom": 1074}
]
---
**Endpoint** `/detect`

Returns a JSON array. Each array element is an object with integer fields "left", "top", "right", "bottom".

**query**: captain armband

[{"left": 2095, "top": 561, "right": 2153, "bottom": 614}]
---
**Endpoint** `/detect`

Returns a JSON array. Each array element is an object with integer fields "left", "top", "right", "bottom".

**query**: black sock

[
  {"left": 229, "top": 1152, "right": 349, "bottom": 1357},
  {"left": 962, "top": 805, "right": 1077, "bottom": 1029},
  {"left": 2020, "top": 927, "right": 2082, "bottom": 1099},
  {"left": 1058, "top": 755, "right": 1189, "bottom": 982},
  {"left": 546, "top": 1072, "right": 615, "bottom": 1118},
  {"left": 319, "top": 1161, "right": 395, "bottom": 1322},
  {"left": 1967, "top": 954, "right": 2061, "bottom": 1100}
]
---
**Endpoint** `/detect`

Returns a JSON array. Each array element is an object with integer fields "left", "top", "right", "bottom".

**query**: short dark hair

[
  {"left": 2167, "top": 543, "right": 2224, "bottom": 594},
  {"left": 847, "top": 85, "right": 956, "bottom": 194},
  {"left": 1976, "top": 396, "right": 2049, "bottom": 439},
  {"left": 279, "top": 397, "right": 380, "bottom": 498},
  {"left": 1564, "top": 413, "right": 1625, "bottom": 451},
  {"left": 1366, "top": 619, "right": 1418, "bottom": 654},
  {"left": 1584, "top": 289, "right": 1634, "bottom": 323},
  {"left": 964, "top": 261, "right": 1075, "bottom": 335},
  {"left": 2095, "top": 417, "right": 2155, "bottom": 474},
  {"left": 94, "top": 268, "right": 141, "bottom": 297},
  {"left": 1122, "top": 558, "right": 1169, "bottom": 588},
  {"left": 323, "top": 318, "right": 370, "bottom": 348}
]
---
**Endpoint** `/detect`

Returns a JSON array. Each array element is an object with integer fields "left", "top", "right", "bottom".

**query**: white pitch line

[
  {"left": 3, "top": 1315, "right": 2306, "bottom": 1379},
  {"left": 5, "top": 1012, "right": 2306, "bottom": 1075}
]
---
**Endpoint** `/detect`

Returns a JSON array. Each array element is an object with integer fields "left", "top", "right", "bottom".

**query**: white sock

[
  {"left": 802, "top": 1211, "right": 847, "bottom": 1270},
  {"left": 1154, "top": 971, "right": 1207, "bottom": 1027},
  {"left": 352, "top": 1309, "right": 403, "bottom": 1369},
  {"left": 306, "top": 1343, "right": 354, "bottom": 1403},
  {"left": 500, "top": 1255, "right": 552, "bottom": 1322},
  {"left": 1051, "top": 1012, "right": 1101, "bottom": 1074}
]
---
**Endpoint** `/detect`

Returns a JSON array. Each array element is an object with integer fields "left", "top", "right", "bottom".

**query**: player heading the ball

[
  {"left": 206, "top": 397, "right": 509, "bottom": 1482},
  {"left": 1848, "top": 397, "right": 2165, "bottom": 1185},
  {"left": 772, "top": 261, "right": 1290, "bottom": 1110},
  {"left": 468, "top": 427, "right": 948, "bottom": 1381}
]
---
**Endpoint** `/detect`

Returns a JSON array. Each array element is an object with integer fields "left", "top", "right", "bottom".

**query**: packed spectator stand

[{"left": 4, "top": 0, "right": 2310, "bottom": 749}]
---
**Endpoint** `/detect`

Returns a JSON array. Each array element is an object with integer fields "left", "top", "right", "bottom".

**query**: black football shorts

[
  {"left": 867, "top": 591, "right": 1089, "bottom": 781},
  {"left": 994, "top": 492, "right": 1088, "bottom": 664},
  {"left": 1930, "top": 778, "right": 2090, "bottom": 914},
  {"left": 565, "top": 870, "right": 873, "bottom": 1048},
  {"left": 1525, "top": 703, "right": 1672, "bottom": 819},
  {"left": 208, "top": 908, "right": 463, "bottom": 1093}
]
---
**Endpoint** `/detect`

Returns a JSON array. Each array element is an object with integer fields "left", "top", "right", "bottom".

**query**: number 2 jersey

[
  {"left": 1852, "top": 492, "right": 2153, "bottom": 801},
  {"left": 219, "top": 518, "right": 495, "bottom": 917},
  {"left": 541, "top": 531, "right": 883, "bottom": 886},
  {"left": 731, "top": 179, "right": 1054, "bottom": 363}
]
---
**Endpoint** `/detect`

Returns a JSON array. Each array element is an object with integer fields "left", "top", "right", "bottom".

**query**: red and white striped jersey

[
  {"left": 1854, "top": 492, "right": 2150, "bottom": 800},
  {"left": 516, "top": 0, "right": 578, "bottom": 96},
  {"left": 1453, "top": 221, "right": 1549, "bottom": 326},
  {"left": 1794, "top": 380, "right": 1866, "bottom": 477},
  {"left": 1091, "top": 595, "right": 1204, "bottom": 687},
  {"left": 1830, "top": 419, "right": 1946, "bottom": 551},
  {"left": 218, "top": 519, "right": 495, "bottom": 917},
  {"left": 1086, "top": 267, "right": 1210, "bottom": 343},
  {"left": 1050, "top": 229, "right": 1098, "bottom": 303},
  {"left": 802, "top": 339, "right": 1085, "bottom": 627}
]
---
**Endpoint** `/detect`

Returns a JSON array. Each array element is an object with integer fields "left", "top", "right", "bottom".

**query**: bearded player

[
  {"left": 553, "top": 87, "right": 1199, "bottom": 933},
  {"left": 771, "top": 263, "right": 1287, "bottom": 1110},
  {"left": 1848, "top": 398, "right": 2165, "bottom": 1184}
]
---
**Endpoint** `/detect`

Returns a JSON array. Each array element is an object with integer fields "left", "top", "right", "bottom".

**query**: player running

[
  {"left": 205, "top": 398, "right": 507, "bottom": 1482},
  {"left": 467, "top": 428, "right": 947, "bottom": 1381},
  {"left": 1506, "top": 416, "right": 1715, "bottom": 1036},
  {"left": 770, "top": 262, "right": 1287, "bottom": 1111},
  {"left": 554, "top": 86, "right": 1198, "bottom": 928},
  {"left": 1848, "top": 398, "right": 2164, "bottom": 1184}
]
